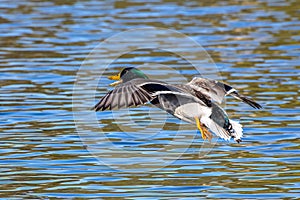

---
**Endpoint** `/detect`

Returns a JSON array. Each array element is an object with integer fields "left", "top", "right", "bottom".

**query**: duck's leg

[{"left": 194, "top": 117, "right": 212, "bottom": 140}]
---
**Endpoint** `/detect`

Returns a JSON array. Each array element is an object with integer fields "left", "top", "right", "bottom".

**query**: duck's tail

[
  {"left": 229, "top": 119, "right": 243, "bottom": 143},
  {"left": 202, "top": 118, "right": 243, "bottom": 143},
  {"left": 205, "top": 103, "right": 243, "bottom": 143}
]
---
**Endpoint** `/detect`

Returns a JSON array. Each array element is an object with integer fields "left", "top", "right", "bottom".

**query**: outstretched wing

[
  {"left": 93, "top": 78, "right": 194, "bottom": 111},
  {"left": 93, "top": 79, "right": 153, "bottom": 111},
  {"left": 187, "top": 77, "right": 262, "bottom": 109}
]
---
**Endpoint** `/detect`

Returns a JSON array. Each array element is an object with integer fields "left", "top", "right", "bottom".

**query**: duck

[{"left": 93, "top": 67, "right": 262, "bottom": 143}]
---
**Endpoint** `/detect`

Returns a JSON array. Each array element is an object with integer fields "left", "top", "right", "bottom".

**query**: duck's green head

[{"left": 108, "top": 67, "right": 148, "bottom": 86}]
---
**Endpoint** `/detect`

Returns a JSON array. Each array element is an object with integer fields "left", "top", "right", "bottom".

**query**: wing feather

[
  {"left": 187, "top": 77, "right": 262, "bottom": 109},
  {"left": 93, "top": 82, "right": 152, "bottom": 111}
]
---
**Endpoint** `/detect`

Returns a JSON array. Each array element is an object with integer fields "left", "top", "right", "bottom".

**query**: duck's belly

[{"left": 173, "top": 103, "right": 212, "bottom": 124}]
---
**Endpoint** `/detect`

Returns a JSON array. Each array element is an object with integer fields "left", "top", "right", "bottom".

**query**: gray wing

[
  {"left": 187, "top": 77, "right": 262, "bottom": 109},
  {"left": 93, "top": 78, "right": 210, "bottom": 111},
  {"left": 93, "top": 79, "right": 153, "bottom": 111}
]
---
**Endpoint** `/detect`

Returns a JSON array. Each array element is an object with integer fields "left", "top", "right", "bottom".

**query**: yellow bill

[{"left": 108, "top": 73, "right": 123, "bottom": 86}]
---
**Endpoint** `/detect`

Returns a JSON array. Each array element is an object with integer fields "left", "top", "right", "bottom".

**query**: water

[{"left": 1, "top": 0, "right": 299, "bottom": 199}]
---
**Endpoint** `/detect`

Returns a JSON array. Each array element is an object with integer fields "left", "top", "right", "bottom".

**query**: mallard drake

[{"left": 93, "top": 67, "right": 262, "bottom": 143}]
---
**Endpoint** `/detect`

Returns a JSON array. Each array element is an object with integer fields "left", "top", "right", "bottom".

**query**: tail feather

[
  {"left": 202, "top": 118, "right": 244, "bottom": 143},
  {"left": 229, "top": 119, "right": 243, "bottom": 143}
]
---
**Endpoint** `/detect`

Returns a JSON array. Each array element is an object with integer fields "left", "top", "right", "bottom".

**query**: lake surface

[{"left": 1, "top": 0, "right": 299, "bottom": 199}]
